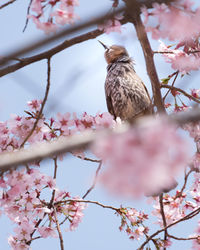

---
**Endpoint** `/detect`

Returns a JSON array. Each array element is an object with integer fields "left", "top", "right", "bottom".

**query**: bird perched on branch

[
  {"left": 99, "top": 41, "right": 178, "bottom": 196},
  {"left": 99, "top": 41, "right": 152, "bottom": 123}
]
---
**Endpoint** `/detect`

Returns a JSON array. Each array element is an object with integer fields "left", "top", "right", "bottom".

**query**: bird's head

[{"left": 98, "top": 41, "right": 129, "bottom": 64}]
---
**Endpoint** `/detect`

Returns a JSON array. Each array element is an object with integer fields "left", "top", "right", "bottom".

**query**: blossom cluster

[
  {"left": 118, "top": 207, "right": 148, "bottom": 241},
  {"left": 0, "top": 99, "right": 114, "bottom": 154},
  {"left": 98, "top": 14, "right": 123, "bottom": 34},
  {"left": 28, "top": 0, "right": 79, "bottom": 33},
  {"left": 1, "top": 168, "right": 87, "bottom": 249},
  {"left": 0, "top": 100, "right": 115, "bottom": 249},
  {"left": 93, "top": 117, "right": 190, "bottom": 198},
  {"left": 158, "top": 41, "right": 200, "bottom": 73},
  {"left": 142, "top": 1, "right": 200, "bottom": 73},
  {"left": 143, "top": 0, "right": 200, "bottom": 42}
]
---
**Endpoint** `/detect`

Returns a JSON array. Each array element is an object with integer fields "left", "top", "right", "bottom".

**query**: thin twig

[
  {"left": 55, "top": 199, "right": 120, "bottom": 213},
  {"left": 23, "top": 0, "right": 33, "bottom": 32},
  {"left": 0, "top": 7, "right": 126, "bottom": 66},
  {"left": 179, "top": 168, "right": 193, "bottom": 195},
  {"left": 82, "top": 160, "right": 102, "bottom": 199},
  {"left": 0, "top": 29, "right": 104, "bottom": 77},
  {"left": 75, "top": 154, "right": 101, "bottom": 163},
  {"left": 20, "top": 57, "right": 51, "bottom": 148},
  {"left": 53, "top": 206, "right": 64, "bottom": 250},
  {"left": 161, "top": 84, "right": 200, "bottom": 104},
  {"left": 159, "top": 194, "right": 168, "bottom": 249},
  {"left": 49, "top": 157, "right": 58, "bottom": 208},
  {"left": 154, "top": 50, "right": 200, "bottom": 55},
  {"left": 138, "top": 206, "right": 200, "bottom": 249},
  {"left": 162, "top": 71, "right": 179, "bottom": 101},
  {"left": 0, "top": 0, "right": 17, "bottom": 9},
  {"left": 168, "top": 234, "right": 200, "bottom": 241}
]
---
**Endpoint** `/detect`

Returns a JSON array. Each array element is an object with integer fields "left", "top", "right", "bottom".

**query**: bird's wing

[{"left": 106, "top": 94, "right": 116, "bottom": 119}]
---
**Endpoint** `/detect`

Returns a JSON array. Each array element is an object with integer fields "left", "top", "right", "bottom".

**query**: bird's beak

[{"left": 98, "top": 40, "right": 108, "bottom": 50}]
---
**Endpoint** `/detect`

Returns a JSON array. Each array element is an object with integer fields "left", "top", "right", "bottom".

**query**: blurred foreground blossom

[
  {"left": 93, "top": 117, "right": 190, "bottom": 197},
  {"left": 158, "top": 41, "right": 200, "bottom": 73},
  {"left": 143, "top": 1, "right": 200, "bottom": 42},
  {"left": 98, "top": 14, "right": 123, "bottom": 34}
]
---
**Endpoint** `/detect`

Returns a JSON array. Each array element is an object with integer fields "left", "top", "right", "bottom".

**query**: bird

[
  {"left": 99, "top": 41, "right": 152, "bottom": 123},
  {"left": 99, "top": 41, "right": 178, "bottom": 195}
]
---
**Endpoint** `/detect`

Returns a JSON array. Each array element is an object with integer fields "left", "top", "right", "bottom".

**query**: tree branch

[
  {"left": 139, "top": 206, "right": 200, "bottom": 249},
  {"left": 55, "top": 199, "right": 120, "bottom": 213},
  {"left": 161, "top": 84, "right": 200, "bottom": 104},
  {"left": 20, "top": 58, "right": 51, "bottom": 148},
  {"left": 23, "top": 0, "right": 33, "bottom": 32},
  {"left": 0, "top": 0, "right": 17, "bottom": 9},
  {"left": 49, "top": 157, "right": 58, "bottom": 208},
  {"left": 0, "top": 107, "right": 200, "bottom": 171},
  {"left": 0, "top": 6, "right": 127, "bottom": 66},
  {"left": 0, "top": 0, "right": 175, "bottom": 73},
  {"left": 163, "top": 71, "right": 179, "bottom": 101},
  {"left": 0, "top": 29, "right": 104, "bottom": 78},
  {"left": 168, "top": 234, "right": 199, "bottom": 241},
  {"left": 124, "top": 0, "right": 166, "bottom": 113},
  {"left": 82, "top": 160, "right": 102, "bottom": 199},
  {"left": 159, "top": 194, "right": 168, "bottom": 249},
  {"left": 53, "top": 206, "right": 64, "bottom": 250}
]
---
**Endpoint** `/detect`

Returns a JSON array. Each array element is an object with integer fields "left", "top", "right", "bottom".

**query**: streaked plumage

[{"left": 99, "top": 42, "right": 152, "bottom": 123}]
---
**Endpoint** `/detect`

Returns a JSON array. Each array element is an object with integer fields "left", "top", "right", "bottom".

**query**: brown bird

[
  {"left": 99, "top": 41, "right": 178, "bottom": 195},
  {"left": 99, "top": 41, "right": 152, "bottom": 123}
]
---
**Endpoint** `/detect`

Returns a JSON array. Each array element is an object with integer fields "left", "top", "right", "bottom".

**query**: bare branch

[
  {"left": 139, "top": 206, "right": 200, "bottom": 249},
  {"left": 82, "top": 161, "right": 102, "bottom": 199},
  {"left": 124, "top": 0, "right": 165, "bottom": 113},
  {"left": 163, "top": 71, "right": 179, "bottom": 101},
  {"left": 179, "top": 168, "right": 193, "bottom": 195},
  {"left": 0, "top": 7, "right": 126, "bottom": 66},
  {"left": 20, "top": 58, "right": 51, "bottom": 148},
  {"left": 0, "top": 0, "right": 175, "bottom": 69},
  {"left": 55, "top": 199, "right": 120, "bottom": 213},
  {"left": 23, "top": 0, "right": 33, "bottom": 32},
  {"left": 161, "top": 84, "right": 200, "bottom": 104},
  {"left": 54, "top": 206, "right": 64, "bottom": 250},
  {"left": 74, "top": 154, "right": 101, "bottom": 163},
  {"left": 49, "top": 157, "right": 58, "bottom": 208},
  {"left": 0, "top": 29, "right": 104, "bottom": 78},
  {"left": 0, "top": 0, "right": 17, "bottom": 9},
  {"left": 0, "top": 108, "right": 200, "bottom": 171},
  {"left": 159, "top": 194, "right": 168, "bottom": 249},
  {"left": 168, "top": 234, "right": 200, "bottom": 241}
]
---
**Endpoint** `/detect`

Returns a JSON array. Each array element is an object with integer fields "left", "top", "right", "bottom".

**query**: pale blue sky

[{"left": 0, "top": 0, "right": 199, "bottom": 249}]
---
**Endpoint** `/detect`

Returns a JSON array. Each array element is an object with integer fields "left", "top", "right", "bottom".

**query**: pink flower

[
  {"left": 31, "top": 0, "right": 42, "bottom": 15},
  {"left": 98, "top": 15, "right": 123, "bottom": 34},
  {"left": 93, "top": 117, "right": 189, "bottom": 198},
  {"left": 191, "top": 89, "right": 200, "bottom": 99},
  {"left": 94, "top": 112, "right": 114, "bottom": 129},
  {"left": 28, "top": 15, "right": 57, "bottom": 34},
  {"left": 14, "top": 221, "right": 35, "bottom": 241},
  {"left": 158, "top": 40, "right": 200, "bottom": 73},
  {"left": 54, "top": 112, "right": 74, "bottom": 133},
  {"left": 51, "top": 8, "right": 78, "bottom": 25},
  {"left": 38, "top": 226, "right": 57, "bottom": 238},
  {"left": 27, "top": 99, "right": 42, "bottom": 112},
  {"left": 146, "top": 2, "right": 200, "bottom": 42}
]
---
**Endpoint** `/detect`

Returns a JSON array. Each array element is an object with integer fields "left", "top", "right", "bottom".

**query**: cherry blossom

[
  {"left": 158, "top": 41, "right": 200, "bottom": 73},
  {"left": 93, "top": 117, "right": 190, "bottom": 198},
  {"left": 143, "top": 1, "right": 200, "bottom": 42},
  {"left": 28, "top": 0, "right": 79, "bottom": 33},
  {"left": 38, "top": 226, "right": 58, "bottom": 238},
  {"left": 98, "top": 15, "right": 123, "bottom": 34}
]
